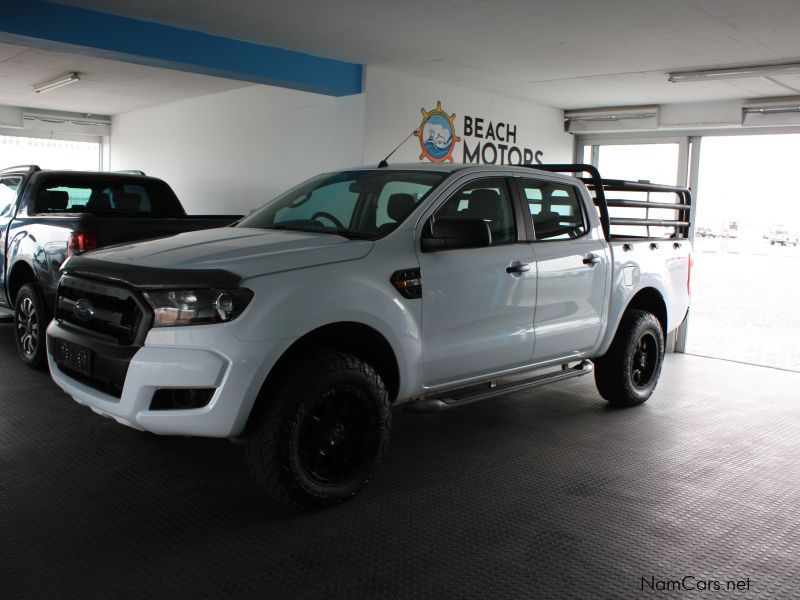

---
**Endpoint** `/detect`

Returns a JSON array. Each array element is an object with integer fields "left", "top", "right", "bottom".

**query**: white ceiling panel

[
  {"left": 0, "top": 42, "right": 249, "bottom": 115},
  {"left": 50, "top": 0, "right": 800, "bottom": 108}
]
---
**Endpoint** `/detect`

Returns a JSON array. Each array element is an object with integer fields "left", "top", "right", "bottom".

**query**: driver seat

[{"left": 377, "top": 193, "right": 416, "bottom": 235}]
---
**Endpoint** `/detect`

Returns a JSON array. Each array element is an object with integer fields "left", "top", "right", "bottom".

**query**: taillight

[
  {"left": 687, "top": 252, "right": 693, "bottom": 296},
  {"left": 66, "top": 232, "right": 98, "bottom": 258}
]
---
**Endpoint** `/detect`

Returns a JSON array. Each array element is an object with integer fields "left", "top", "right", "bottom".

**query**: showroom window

[
  {"left": 0, "top": 135, "right": 100, "bottom": 171},
  {"left": 594, "top": 143, "right": 680, "bottom": 185}
]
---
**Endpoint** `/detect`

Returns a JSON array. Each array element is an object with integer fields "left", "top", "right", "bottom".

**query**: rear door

[
  {"left": 418, "top": 175, "right": 537, "bottom": 386},
  {"left": 0, "top": 175, "right": 22, "bottom": 306},
  {"left": 515, "top": 177, "right": 610, "bottom": 363}
]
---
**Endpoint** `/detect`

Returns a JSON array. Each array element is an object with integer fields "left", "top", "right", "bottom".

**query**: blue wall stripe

[{"left": 0, "top": 1, "right": 363, "bottom": 97}]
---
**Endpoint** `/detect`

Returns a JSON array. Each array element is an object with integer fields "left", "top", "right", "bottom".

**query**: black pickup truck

[{"left": 0, "top": 165, "right": 241, "bottom": 368}]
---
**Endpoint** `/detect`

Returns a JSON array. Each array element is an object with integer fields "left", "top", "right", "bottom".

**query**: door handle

[
  {"left": 582, "top": 253, "right": 601, "bottom": 266},
  {"left": 505, "top": 262, "right": 530, "bottom": 274}
]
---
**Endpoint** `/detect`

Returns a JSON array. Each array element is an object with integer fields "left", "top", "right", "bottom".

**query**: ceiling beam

[{"left": 0, "top": 0, "right": 363, "bottom": 97}]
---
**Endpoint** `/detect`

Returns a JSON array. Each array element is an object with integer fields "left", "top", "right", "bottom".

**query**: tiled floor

[{"left": 1, "top": 322, "right": 798, "bottom": 599}]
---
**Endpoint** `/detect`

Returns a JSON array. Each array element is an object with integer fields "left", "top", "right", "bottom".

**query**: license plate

[{"left": 54, "top": 338, "right": 93, "bottom": 377}]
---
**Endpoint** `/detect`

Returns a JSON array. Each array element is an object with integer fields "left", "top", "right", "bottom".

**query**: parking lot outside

[{"left": 686, "top": 236, "right": 800, "bottom": 372}]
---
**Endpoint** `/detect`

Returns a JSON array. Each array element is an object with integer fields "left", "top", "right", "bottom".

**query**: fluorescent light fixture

[
  {"left": 564, "top": 106, "right": 659, "bottom": 134},
  {"left": 565, "top": 106, "right": 658, "bottom": 122},
  {"left": 668, "top": 63, "right": 800, "bottom": 83},
  {"left": 567, "top": 111, "right": 657, "bottom": 122},
  {"left": 743, "top": 104, "right": 800, "bottom": 114},
  {"left": 33, "top": 72, "right": 80, "bottom": 94}
]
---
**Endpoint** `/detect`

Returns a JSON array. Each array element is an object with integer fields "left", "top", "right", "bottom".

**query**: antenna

[{"left": 378, "top": 130, "right": 416, "bottom": 168}]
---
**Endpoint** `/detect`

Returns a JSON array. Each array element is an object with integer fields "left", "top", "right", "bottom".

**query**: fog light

[{"left": 150, "top": 388, "right": 215, "bottom": 410}]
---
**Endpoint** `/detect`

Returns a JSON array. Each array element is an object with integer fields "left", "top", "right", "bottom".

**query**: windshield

[{"left": 236, "top": 170, "right": 448, "bottom": 238}]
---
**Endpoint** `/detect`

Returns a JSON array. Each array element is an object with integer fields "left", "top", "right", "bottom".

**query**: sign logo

[
  {"left": 73, "top": 299, "right": 95, "bottom": 322},
  {"left": 413, "top": 101, "right": 461, "bottom": 163}
]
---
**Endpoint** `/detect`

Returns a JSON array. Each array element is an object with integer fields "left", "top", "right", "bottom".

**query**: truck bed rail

[{"left": 534, "top": 164, "right": 692, "bottom": 241}]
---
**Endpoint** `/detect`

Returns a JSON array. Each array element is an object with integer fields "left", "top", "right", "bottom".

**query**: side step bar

[{"left": 404, "top": 360, "right": 594, "bottom": 414}]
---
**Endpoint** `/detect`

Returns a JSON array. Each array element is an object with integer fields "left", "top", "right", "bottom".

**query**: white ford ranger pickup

[{"left": 47, "top": 163, "right": 692, "bottom": 507}]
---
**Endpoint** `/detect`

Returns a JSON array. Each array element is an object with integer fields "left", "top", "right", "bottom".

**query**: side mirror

[{"left": 421, "top": 218, "right": 492, "bottom": 252}]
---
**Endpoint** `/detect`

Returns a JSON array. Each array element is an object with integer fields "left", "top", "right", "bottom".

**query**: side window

[
  {"left": 522, "top": 180, "right": 588, "bottom": 241},
  {"left": 435, "top": 178, "right": 517, "bottom": 245},
  {"left": 0, "top": 177, "right": 21, "bottom": 218}
]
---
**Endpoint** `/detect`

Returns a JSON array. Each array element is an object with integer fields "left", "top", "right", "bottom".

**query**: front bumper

[{"left": 47, "top": 320, "right": 287, "bottom": 437}]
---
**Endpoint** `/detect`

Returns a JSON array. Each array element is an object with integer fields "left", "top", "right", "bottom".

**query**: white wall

[
  {"left": 111, "top": 85, "right": 365, "bottom": 214},
  {"left": 111, "top": 67, "right": 572, "bottom": 214},
  {"left": 363, "top": 66, "right": 572, "bottom": 166}
]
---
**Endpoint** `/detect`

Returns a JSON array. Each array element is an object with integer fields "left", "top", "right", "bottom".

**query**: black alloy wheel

[
  {"left": 594, "top": 309, "right": 665, "bottom": 407},
  {"left": 246, "top": 351, "right": 391, "bottom": 508},
  {"left": 14, "top": 283, "right": 48, "bottom": 369},
  {"left": 297, "top": 385, "right": 379, "bottom": 485},
  {"left": 631, "top": 331, "right": 658, "bottom": 389}
]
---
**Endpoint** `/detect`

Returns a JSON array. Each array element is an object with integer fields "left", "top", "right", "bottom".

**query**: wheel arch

[
  {"left": 621, "top": 287, "right": 667, "bottom": 336},
  {"left": 245, "top": 321, "right": 401, "bottom": 432},
  {"left": 7, "top": 260, "right": 36, "bottom": 308}
]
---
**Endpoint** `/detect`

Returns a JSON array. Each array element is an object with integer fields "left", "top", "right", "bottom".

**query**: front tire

[
  {"left": 594, "top": 309, "right": 665, "bottom": 407},
  {"left": 246, "top": 352, "right": 391, "bottom": 508},
  {"left": 15, "top": 283, "right": 48, "bottom": 370}
]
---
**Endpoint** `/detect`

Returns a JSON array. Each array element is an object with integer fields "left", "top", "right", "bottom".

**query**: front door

[
  {"left": 418, "top": 176, "right": 537, "bottom": 387},
  {"left": 517, "top": 177, "right": 609, "bottom": 363}
]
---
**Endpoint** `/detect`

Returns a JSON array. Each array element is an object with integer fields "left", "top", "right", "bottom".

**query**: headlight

[{"left": 143, "top": 288, "right": 254, "bottom": 327}]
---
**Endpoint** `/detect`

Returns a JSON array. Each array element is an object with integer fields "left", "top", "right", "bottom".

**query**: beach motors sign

[{"left": 413, "top": 101, "right": 544, "bottom": 165}]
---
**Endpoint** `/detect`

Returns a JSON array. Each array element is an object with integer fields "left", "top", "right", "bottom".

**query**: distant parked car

[
  {"left": 722, "top": 228, "right": 739, "bottom": 239},
  {"left": 695, "top": 226, "right": 712, "bottom": 238},
  {"left": 769, "top": 229, "right": 799, "bottom": 246}
]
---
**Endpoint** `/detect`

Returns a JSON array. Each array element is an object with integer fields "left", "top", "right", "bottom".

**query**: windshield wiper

[{"left": 265, "top": 224, "right": 375, "bottom": 240}]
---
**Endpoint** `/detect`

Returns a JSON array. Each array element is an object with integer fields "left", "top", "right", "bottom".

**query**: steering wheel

[{"left": 311, "top": 211, "right": 345, "bottom": 228}]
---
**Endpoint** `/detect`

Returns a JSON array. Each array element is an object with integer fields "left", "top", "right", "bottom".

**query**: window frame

[{"left": 513, "top": 177, "right": 591, "bottom": 243}]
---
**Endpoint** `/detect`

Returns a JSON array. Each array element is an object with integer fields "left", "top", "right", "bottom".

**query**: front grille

[{"left": 56, "top": 275, "right": 149, "bottom": 345}]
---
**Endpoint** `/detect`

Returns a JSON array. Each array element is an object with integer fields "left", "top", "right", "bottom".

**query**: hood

[{"left": 77, "top": 227, "right": 373, "bottom": 280}]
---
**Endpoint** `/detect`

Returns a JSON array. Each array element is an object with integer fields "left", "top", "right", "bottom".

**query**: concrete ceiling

[
  {"left": 49, "top": 0, "right": 800, "bottom": 110},
  {"left": 0, "top": 42, "right": 249, "bottom": 115}
]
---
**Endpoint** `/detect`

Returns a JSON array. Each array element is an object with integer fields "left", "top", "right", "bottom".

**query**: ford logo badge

[{"left": 73, "top": 299, "right": 95, "bottom": 322}]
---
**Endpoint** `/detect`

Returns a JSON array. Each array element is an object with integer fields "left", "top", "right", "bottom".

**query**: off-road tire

[
  {"left": 15, "top": 283, "right": 48, "bottom": 370},
  {"left": 594, "top": 309, "right": 664, "bottom": 407},
  {"left": 246, "top": 351, "right": 391, "bottom": 508}
]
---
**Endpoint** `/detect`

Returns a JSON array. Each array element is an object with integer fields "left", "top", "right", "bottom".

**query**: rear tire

[
  {"left": 15, "top": 283, "right": 48, "bottom": 370},
  {"left": 594, "top": 309, "right": 664, "bottom": 407},
  {"left": 246, "top": 351, "right": 391, "bottom": 508}
]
